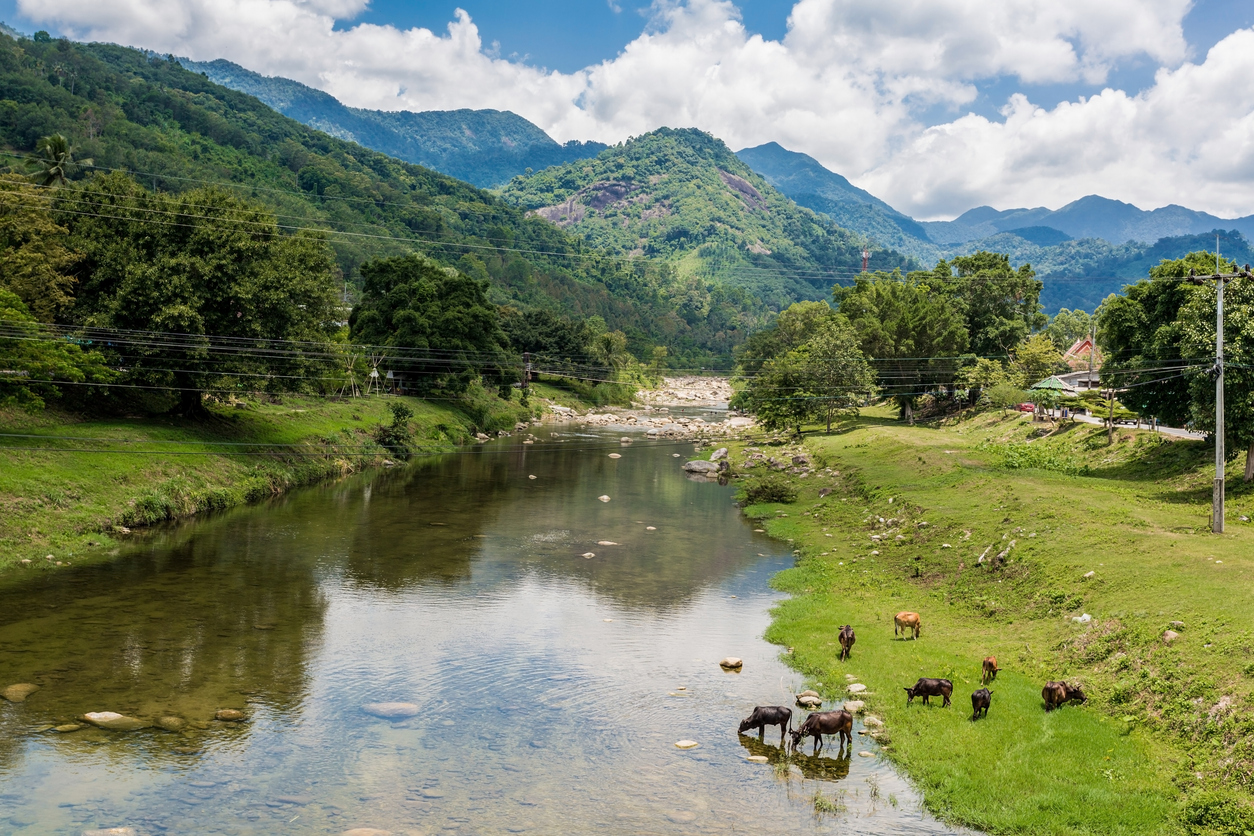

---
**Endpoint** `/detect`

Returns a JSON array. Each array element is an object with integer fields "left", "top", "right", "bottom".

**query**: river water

[{"left": 0, "top": 416, "right": 967, "bottom": 835}]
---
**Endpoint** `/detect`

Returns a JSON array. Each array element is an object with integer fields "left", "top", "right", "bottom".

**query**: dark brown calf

[
  {"left": 982, "top": 656, "right": 999, "bottom": 684},
  {"left": 971, "top": 688, "right": 992, "bottom": 720},
  {"left": 904, "top": 677, "right": 952, "bottom": 707},
  {"left": 738, "top": 705, "right": 792, "bottom": 744},
  {"left": 1042, "top": 681, "right": 1086, "bottom": 712},
  {"left": 789, "top": 710, "right": 853, "bottom": 755},
  {"left": 838, "top": 625, "right": 856, "bottom": 661}
]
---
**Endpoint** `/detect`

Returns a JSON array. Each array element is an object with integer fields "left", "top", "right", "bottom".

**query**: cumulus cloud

[{"left": 19, "top": 0, "right": 1254, "bottom": 218}]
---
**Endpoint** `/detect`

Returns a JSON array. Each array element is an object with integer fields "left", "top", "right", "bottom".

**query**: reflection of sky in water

[{"left": 0, "top": 431, "right": 973, "bottom": 835}]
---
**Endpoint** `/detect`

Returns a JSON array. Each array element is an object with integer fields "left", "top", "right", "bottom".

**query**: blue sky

[{"left": 5, "top": 0, "right": 1254, "bottom": 217}]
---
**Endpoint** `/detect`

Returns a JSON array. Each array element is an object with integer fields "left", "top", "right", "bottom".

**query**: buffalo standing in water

[
  {"left": 789, "top": 710, "right": 852, "bottom": 755},
  {"left": 737, "top": 705, "right": 792, "bottom": 744},
  {"left": 838, "top": 625, "right": 856, "bottom": 661}
]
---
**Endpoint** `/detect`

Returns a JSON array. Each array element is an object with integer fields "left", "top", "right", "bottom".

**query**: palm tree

[{"left": 27, "top": 134, "right": 92, "bottom": 187}]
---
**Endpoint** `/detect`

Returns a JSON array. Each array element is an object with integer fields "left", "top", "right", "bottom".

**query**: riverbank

[
  {"left": 733, "top": 407, "right": 1254, "bottom": 835},
  {"left": 0, "top": 389, "right": 539, "bottom": 572}
]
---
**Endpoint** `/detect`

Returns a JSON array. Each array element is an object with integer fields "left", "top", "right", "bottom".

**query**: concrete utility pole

[{"left": 1190, "top": 259, "right": 1253, "bottom": 533}]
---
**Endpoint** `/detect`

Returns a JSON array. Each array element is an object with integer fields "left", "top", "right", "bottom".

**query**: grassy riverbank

[
  {"left": 737, "top": 407, "right": 1254, "bottom": 835},
  {"left": 0, "top": 387, "right": 542, "bottom": 572}
]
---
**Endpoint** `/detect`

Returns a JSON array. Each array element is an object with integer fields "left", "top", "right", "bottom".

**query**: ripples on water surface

[{"left": 0, "top": 421, "right": 970, "bottom": 835}]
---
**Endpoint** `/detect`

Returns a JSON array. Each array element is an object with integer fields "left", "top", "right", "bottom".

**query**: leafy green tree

[
  {"left": 797, "top": 318, "right": 876, "bottom": 432},
  {"left": 837, "top": 272, "right": 968, "bottom": 422},
  {"left": 0, "top": 174, "right": 77, "bottom": 320},
  {"left": 350, "top": 253, "right": 509, "bottom": 395},
  {"left": 61, "top": 173, "right": 339, "bottom": 414},
  {"left": 930, "top": 252, "right": 1046, "bottom": 357},
  {"left": 956, "top": 358, "right": 1025, "bottom": 404},
  {"left": 734, "top": 300, "right": 834, "bottom": 379},
  {"left": 1044, "top": 308, "right": 1094, "bottom": 351},
  {"left": 0, "top": 288, "right": 110, "bottom": 409},
  {"left": 1014, "top": 333, "right": 1067, "bottom": 386},
  {"left": 26, "top": 133, "right": 91, "bottom": 187}
]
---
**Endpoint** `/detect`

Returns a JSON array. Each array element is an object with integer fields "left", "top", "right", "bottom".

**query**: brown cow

[
  {"left": 789, "top": 710, "right": 852, "bottom": 754},
  {"left": 894, "top": 611, "right": 921, "bottom": 640},
  {"left": 838, "top": 625, "right": 856, "bottom": 661},
  {"left": 981, "top": 656, "right": 999, "bottom": 684},
  {"left": 1042, "top": 681, "right": 1087, "bottom": 712}
]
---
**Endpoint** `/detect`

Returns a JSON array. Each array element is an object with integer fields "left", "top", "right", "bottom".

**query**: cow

[
  {"left": 789, "top": 710, "right": 852, "bottom": 755},
  {"left": 737, "top": 705, "right": 792, "bottom": 744},
  {"left": 981, "top": 656, "right": 999, "bottom": 684},
  {"left": 1042, "top": 681, "right": 1086, "bottom": 712},
  {"left": 904, "top": 677, "right": 952, "bottom": 707},
  {"left": 894, "top": 611, "right": 922, "bottom": 640},
  {"left": 971, "top": 688, "right": 992, "bottom": 720},
  {"left": 838, "top": 625, "right": 856, "bottom": 661}
]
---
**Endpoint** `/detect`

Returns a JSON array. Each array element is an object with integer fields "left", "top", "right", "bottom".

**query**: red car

[{"left": 1016, "top": 403, "right": 1036, "bottom": 412}]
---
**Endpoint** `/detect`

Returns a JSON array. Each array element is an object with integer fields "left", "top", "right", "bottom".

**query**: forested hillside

[
  {"left": 180, "top": 58, "right": 607, "bottom": 188},
  {"left": 0, "top": 32, "right": 759, "bottom": 364},
  {"left": 499, "top": 128, "right": 916, "bottom": 308}
]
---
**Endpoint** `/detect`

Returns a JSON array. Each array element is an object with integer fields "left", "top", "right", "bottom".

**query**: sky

[{"left": 3, "top": 0, "right": 1254, "bottom": 220}]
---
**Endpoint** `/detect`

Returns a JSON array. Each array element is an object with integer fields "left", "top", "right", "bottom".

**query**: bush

[
  {"left": 739, "top": 475, "right": 797, "bottom": 505},
  {"left": 1179, "top": 790, "right": 1254, "bottom": 835}
]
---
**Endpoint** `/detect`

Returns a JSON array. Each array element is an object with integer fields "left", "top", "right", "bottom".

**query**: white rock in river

[
  {"left": 858, "top": 751, "right": 873, "bottom": 758},
  {"left": 598, "top": 495, "right": 611, "bottom": 502},
  {"left": 582, "top": 552, "right": 596, "bottom": 559},
  {"left": 746, "top": 755, "right": 768, "bottom": 763},
  {"left": 596, "top": 541, "right": 619, "bottom": 546},
  {"left": 799, "top": 689, "right": 820, "bottom": 698},
  {"left": 682, "top": 460, "right": 719, "bottom": 473},
  {"left": 843, "top": 700, "right": 865, "bottom": 713},
  {"left": 719, "top": 657, "right": 743, "bottom": 669},
  {"left": 674, "top": 740, "right": 699, "bottom": 749},
  {"left": 796, "top": 695, "right": 822, "bottom": 708},
  {"left": 361, "top": 702, "right": 420, "bottom": 719},
  {"left": 608, "top": 453, "right": 622, "bottom": 459},
  {"left": 81, "top": 712, "right": 146, "bottom": 731}
]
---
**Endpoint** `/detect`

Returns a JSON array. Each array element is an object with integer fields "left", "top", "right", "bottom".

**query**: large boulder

[
  {"left": 682, "top": 460, "right": 720, "bottom": 473},
  {"left": 81, "top": 712, "right": 146, "bottom": 731},
  {"left": 709, "top": 448, "right": 728, "bottom": 462}
]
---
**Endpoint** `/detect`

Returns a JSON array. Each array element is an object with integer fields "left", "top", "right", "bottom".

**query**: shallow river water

[{"left": 0, "top": 417, "right": 970, "bottom": 835}]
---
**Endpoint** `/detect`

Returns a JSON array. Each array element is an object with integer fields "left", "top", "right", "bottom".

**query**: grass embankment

[
  {"left": 736, "top": 407, "right": 1254, "bottom": 835},
  {"left": 0, "top": 385, "right": 541, "bottom": 572}
]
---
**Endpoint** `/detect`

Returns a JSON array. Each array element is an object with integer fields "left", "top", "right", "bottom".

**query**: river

[{"left": 0, "top": 414, "right": 968, "bottom": 835}]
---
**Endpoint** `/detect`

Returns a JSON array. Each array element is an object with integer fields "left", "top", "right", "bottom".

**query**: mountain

[
  {"left": 735, "top": 142, "right": 933, "bottom": 255},
  {"left": 179, "top": 58, "right": 607, "bottom": 188},
  {"left": 0, "top": 33, "right": 759, "bottom": 364},
  {"left": 924, "top": 195, "right": 1254, "bottom": 246},
  {"left": 499, "top": 128, "right": 916, "bottom": 309}
]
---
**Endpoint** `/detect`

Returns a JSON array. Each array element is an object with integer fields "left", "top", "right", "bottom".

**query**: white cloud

[{"left": 19, "top": 0, "right": 1254, "bottom": 219}]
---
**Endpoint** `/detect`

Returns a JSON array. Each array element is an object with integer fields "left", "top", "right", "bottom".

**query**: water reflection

[{"left": 0, "top": 428, "right": 973, "bottom": 835}]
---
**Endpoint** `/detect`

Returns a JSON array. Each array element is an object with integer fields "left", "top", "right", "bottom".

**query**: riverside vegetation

[{"left": 729, "top": 407, "right": 1254, "bottom": 835}]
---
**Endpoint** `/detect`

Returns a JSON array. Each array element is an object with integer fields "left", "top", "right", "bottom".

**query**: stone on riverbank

[
  {"left": 683, "top": 460, "right": 720, "bottom": 473},
  {"left": 2, "top": 683, "right": 39, "bottom": 702},
  {"left": 797, "top": 695, "right": 822, "bottom": 708},
  {"left": 843, "top": 700, "right": 865, "bottom": 713},
  {"left": 81, "top": 712, "right": 146, "bottom": 731},
  {"left": 362, "top": 702, "right": 420, "bottom": 720},
  {"left": 847, "top": 683, "right": 867, "bottom": 694},
  {"left": 214, "top": 709, "right": 246, "bottom": 722},
  {"left": 719, "top": 657, "right": 743, "bottom": 670}
]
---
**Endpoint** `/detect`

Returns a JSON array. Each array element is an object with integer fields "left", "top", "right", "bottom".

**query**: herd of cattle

[{"left": 739, "top": 611, "right": 1088, "bottom": 755}]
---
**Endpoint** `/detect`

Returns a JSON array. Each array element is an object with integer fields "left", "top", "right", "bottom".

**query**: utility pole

[
  {"left": 861, "top": 244, "right": 870, "bottom": 273},
  {"left": 1087, "top": 326, "right": 1096, "bottom": 392},
  {"left": 1189, "top": 260, "right": 1253, "bottom": 533}
]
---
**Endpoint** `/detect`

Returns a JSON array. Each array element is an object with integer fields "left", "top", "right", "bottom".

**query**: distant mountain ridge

[{"left": 178, "top": 58, "right": 606, "bottom": 187}]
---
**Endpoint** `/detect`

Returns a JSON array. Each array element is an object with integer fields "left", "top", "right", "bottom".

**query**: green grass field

[
  {"left": 0, "top": 388, "right": 539, "bottom": 572},
  {"left": 738, "top": 407, "right": 1254, "bottom": 835}
]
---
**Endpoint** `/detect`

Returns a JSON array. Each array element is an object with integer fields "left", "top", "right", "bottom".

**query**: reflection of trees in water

[
  {"left": 0, "top": 511, "right": 327, "bottom": 759},
  {"left": 738, "top": 734, "right": 853, "bottom": 782}
]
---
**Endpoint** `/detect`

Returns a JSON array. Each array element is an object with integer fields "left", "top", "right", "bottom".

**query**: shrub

[
  {"left": 1179, "top": 790, "right": 1254, "bottom": 835},
  {"left": 739, "top": 475, "right": 797, "bottom": 505}
]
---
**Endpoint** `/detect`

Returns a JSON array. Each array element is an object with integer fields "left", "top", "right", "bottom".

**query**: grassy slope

[
  {"left": 736, "top": 407, "right": 1254, "bottom": 835},
  {"left": 0, "top": 389, "right": 541, "bottom": 572}
]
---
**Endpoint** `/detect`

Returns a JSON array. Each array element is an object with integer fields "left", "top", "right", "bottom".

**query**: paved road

[{"left": 1065, "top": 412, "right": 1204, "bottom": 440}]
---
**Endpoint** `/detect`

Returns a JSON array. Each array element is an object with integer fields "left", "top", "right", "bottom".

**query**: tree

[
  {"left": 931, "top": 252, "right": 1046, "bottom": 357},
  {"left": 350, "top": 253, "right": 509, "bottom": 396},
  {"left": 26, "top": 134, "right": 91, "bottom": 187},
  {"left": 798, "top": 318, "right": 876, "bottom": 433},
  {"left": 734, "top": 300, "right": 834, "bottom": 378},
  {"left": 0, "top": 174, "right": 77, "bottom": 320},
  {"left": 1044, "top": 308, "right": 1094, "bottom": 351},
  {"left": 0, "top": 289, "right": 110, "bottom": 409},
  {"left": 1013, "top": 333, "right": 1066, "bottom": 386},
  {"left": 61, "top": 174, "right": 339, "bottom": 414},
  {"left": 837, "top": 272, "right": 969, "bottom": 423},
  {"left": 956, "top": 358, "right": 1025, "bottom": 405}
]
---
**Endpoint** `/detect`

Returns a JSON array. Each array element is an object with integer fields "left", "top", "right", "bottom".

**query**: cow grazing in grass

[
  {"left": 904, "top": 677, "right": 952, "bottom": 707},
  {"left": 838, "top": 625, "right": 856, "bottom": 661},
  {"left": 738, "top": 706, "right": 792, "bottom": 744},
  {"left": 981, "top": 656, "right": 999, "bottom": 684},
  {"left": 1042, "top": 681, "right": 1086, "bottom": 712},
  {"left": 971, "top": 688, "right": 992, "bottom": 720},
  {"left": 789, "top": 710, "right": 852, "bottom": 754},
  {"left": 894, "top": 611, "right": 921, "bottom": 640}
]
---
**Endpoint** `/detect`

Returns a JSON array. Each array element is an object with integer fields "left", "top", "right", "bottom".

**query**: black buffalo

[
  {"left": 904, "top": 677, "right": 953, "bottom": 707},
  {"left": 738, "top": 705, "right": 792, "bottom": 744},
  {"left": 789, "top": 710, "right": 853, "bottom": 755},
  {"left": 971, "top": 688, "right": 992, "bottom": 720}
]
